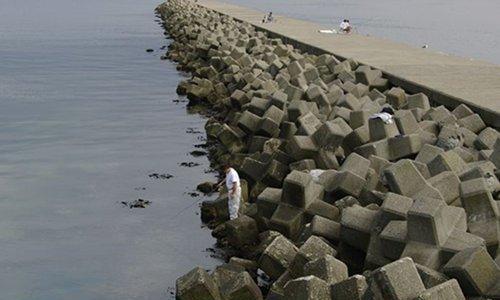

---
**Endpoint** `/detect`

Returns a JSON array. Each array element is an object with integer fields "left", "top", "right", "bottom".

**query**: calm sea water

[
  {"left": 226, "top": 0, "right": 500, "bottom": 64},
  {"left": 0, "top": 0, "right": 220, "bottom": 299},
  {"left": 0, "top": 0, "right": 499, "bottom": 299}
]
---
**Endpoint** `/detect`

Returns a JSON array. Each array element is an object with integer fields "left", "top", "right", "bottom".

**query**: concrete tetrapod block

[
  {"left": 261, "top": 159, "right": 289, "bottom": 188},
  {"left": 394, "top": 110, "right": 419, "bottom": 135},
  {"left": 283, "top": 275, "right": 330, "bottom": 300},
  {"left": 237, "top": 110, "right": 262, "bottom": 134},
  {"left": 350, "top": 109, "right": 373, "bottom": 130},
  {"left": 289, "top": 235, "right": 337, "bottom": 278},
  {"left": 226, "top": 215, "right": 259, "bottom": 249},
  {"left": 378, "top": 192, "right": 413, "bottom": 227},
  {"left": 407, "top": 93, "right": 430, "bottom": 111},
  {"left": 267, "top": 270, "right": 291, "bottom": 300},
  {"left": 443, "top": 247, "right": 500, "bottom": 298},
  {"left": 305, "top": 200, "right": 340, "bottom": 222},
  {"left": 459, "top": 178, "right": 500, "bottom": 253},
  {"left": 383, "top": 159, "right": 443, "bottom": 201},
  {"left": 256, "top": 187, "right": 281, "bottom": 219},
  {"left": 287, "top": 135, "right": 318, "bottom": 161},
  {"left": 176, "top": 266, "right": 222, "bottom": 300},
  {"left": 340, "top": 204, "right": 378, "bottom": 251},
  {"left": 451, "top": 104, "right": 474, "bottom": 119},
  {"left": 218, "top": 271, "right": 263, "bottom": 300},
  {"left": 269, "top": 203, "right": 304, "bottom": 240},
  {"left": 388, "top": 134, "right": 422, "bottom": 160},
  {"left": 287, "top": 100, "right": 309, "bottom": 122},
  {"left": 457, "top": 114, "right": 486, "bottom": 134},
  {"left": 211, "top": 263, "right": 246, "bottom": 289},
  {"left": 355, "top": 138, "right": 391, "bottom": 160},
  {"left": 297, "top": 112, "right": 322, "bottom": 136},
  {"left": 256, "top": 117, "right": 280, "bottom": 138},
  {"left": 338, "top": 93, "right": 362, "bottom": 111},
  {"left": 280, "top": 121, "right": 297, "bottom": 140},
  {"left": 314, "top": 149, "right": 339, "bottom": 170},
  {"left": 246, "top": 97, "right": 270, "bottom": 117},
  {"left": 339, "top": 152, "right": 371, "bottom": 178},
  {"left": 303, "top": 254, "right": 348, "bottom": 285},
  {"left": 281, "top": 170, "right": 320, "bottom": 209},
  {"left": 344, "top": 124, "right": 370, "bottom": 151},
  {"left": 323, "top": 170, "right": 367, "bottom": 198},
  {"left": 370, "top": 257, "right": 426, "bottom": 300},
  {"left": 368, "top": 116, "right": 400, "bottom": 142},
  {"left": 262, "top": 105, "right": 285, "bottom": 125},
  {"left": 400, "top": 241, "right": 443, "bottom": 270},
  {"left": 415, "top": 144, "right": 445, "bottom": 165},
  {"left": 474, "top": 127, "right": 499, "bottom": 150},
  {"left": 428, "top": 171, "right": 461, "bottom": 205},
  {"left": 258, "top": 235, "right": 298, "bottom": 280},
  {"left": 491, "top": 139, "right": 500, "bottom": 169},
  {"left": 428, "top": 151, "right": 466, "bottom": 177},
  {"left": 311, "top": 121, "right": 349, "bottom": 150},
  {"left": 270, "top": 90, "right": 288, "bottom": 109},
  {"left": 217, "top": 124, "right": 245, "bottom": 153},
  {"left": 413, "top": 279, "right": 466, "bottom": 300},
  {"left": 386, "top": 87, "right": 407, "bottom": 109},
  {"left": 379, "top": 220, "right": 407, "bottom": 260},
  {"left": 310, "top": 215, "right": 341, "bottom": 242},
  {"left": 289, "top": 159, "right": 317, "bottom": 172},
  {"left": 330, "top": 274, "right": 369, "bottom": 300},
  {"left": 365, "top": 230, "right": 393, "bottom": 270},
  {"left": 407, "top": 197, "right": 449, "bottom": 247},
  {"left": 415, "top": 263, "right": 450, "bottom": 289},
  {"left": 240, "top": 157, "right": 269, "bottom": 183}
]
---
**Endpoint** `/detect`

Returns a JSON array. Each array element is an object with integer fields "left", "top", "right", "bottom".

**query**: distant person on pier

[
  {"left": 221, "top": 164, "right": 241, "bottom": 220},
  {"left": 263, "top": 12, "right": 274, "bottom": 23},
  {"left": 340, "top": 19, "right": 352, "bottom": 34}
]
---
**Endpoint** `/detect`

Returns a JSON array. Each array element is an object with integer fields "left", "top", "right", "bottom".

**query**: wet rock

[
  {"left": 197, "top": 181, "right": 217, "bottom": 194},
  {"left": 148, "top": 172, "right": 173, "bottom": 179},
  {"left": 190, "top": 150, "right": 207, "bottom": 157},
  {"left": 180, "top": 162, "right": 201, "bottom": 167},
  {"left": 121, "top": 198, "right": 151, "bottom": 209}
]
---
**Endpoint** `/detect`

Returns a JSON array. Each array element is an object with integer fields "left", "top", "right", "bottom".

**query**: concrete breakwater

[{"left": 156, "top": 0, "right": 500, "bottom": 299}]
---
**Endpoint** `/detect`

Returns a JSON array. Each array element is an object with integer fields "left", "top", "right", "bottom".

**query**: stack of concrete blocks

[
  {"left": 261, "top": 235, "right": 344, "bottom": 299},
  {"left": 176, "top": 264, "right": 263, "bottom": 300},
  {"left": 459, "top": 177, "right": 500, "bottom": 256},
  {"left": 256, "top": 170, "right": 340, "bottom": 241},
  {"left": 157, "top": 1, "right": 500, "bottom": 299},
  {"left": 380, "top": 197, "right": 485, "bottom": 269}
]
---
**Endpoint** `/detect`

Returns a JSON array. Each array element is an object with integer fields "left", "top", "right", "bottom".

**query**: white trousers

[{"left": 228, "top": 186, "right": 241, "bottom": 220}]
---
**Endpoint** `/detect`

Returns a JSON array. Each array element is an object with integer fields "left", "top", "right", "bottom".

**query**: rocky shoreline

[{"left": 156, "top": 0, "right": 500, "bottom": 299}]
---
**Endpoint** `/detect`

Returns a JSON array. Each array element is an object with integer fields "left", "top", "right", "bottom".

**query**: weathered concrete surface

[{"left": 197, "top": 0, "right": 500, "bottom": 127}]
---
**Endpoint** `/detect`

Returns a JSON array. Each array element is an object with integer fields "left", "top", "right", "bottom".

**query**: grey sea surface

[
  {"left": 0, "top": 0, "right": 220, "bottom": 299},
  {"left": 1, "top": 0, "right": 499, "bottom": 299},
  {"left": 225, "top": 0, "right": 500, "bottom": 65}
]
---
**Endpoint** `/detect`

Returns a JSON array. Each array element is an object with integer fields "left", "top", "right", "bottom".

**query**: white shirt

[
  {"left": 340, "top": 21, "right": 350, "bottom": 30},
  {"left": 225, "top": 168, "right": 240, "bottom": 191},
  {"left": 369, "top": 112, "right": 394, "bottom": 124}
]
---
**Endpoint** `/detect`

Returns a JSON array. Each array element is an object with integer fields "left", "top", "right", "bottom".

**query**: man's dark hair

[{"left": 381, "top": 106, "right": 395, "bottom": 115}]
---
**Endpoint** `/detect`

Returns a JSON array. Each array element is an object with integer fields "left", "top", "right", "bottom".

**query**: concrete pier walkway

[{"left": 197, "top": 0, "right": 500, "bottom": 127}]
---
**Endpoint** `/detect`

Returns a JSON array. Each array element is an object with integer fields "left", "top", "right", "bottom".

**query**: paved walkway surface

[{"left": 197, "top": 0, "right": 500, "bottom": 126}]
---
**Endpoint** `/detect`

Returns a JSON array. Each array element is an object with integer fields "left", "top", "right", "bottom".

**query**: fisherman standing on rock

[{"left": 222, "top": 164, "right": 241, "bottom": 220}]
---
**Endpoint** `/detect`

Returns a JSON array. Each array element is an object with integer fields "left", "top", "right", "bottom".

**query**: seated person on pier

[
  {"left": 262, "top": 12, "right": 274, "bottom": 23},
  {"left": 340, "top": 19, "right": 352, "bottom": 34}
]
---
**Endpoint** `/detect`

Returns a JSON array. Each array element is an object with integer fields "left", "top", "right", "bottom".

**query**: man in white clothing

[
  {"left": 223, "top": 164, "right": 241, "bottom": 220},
  {"left": 339, "top": 19, "right": 352, "bottom": 34}
]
